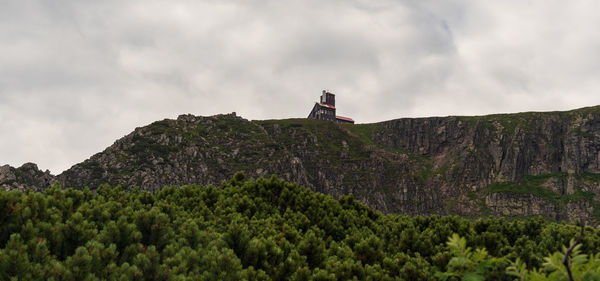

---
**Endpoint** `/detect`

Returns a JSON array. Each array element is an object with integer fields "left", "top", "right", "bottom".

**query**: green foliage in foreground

[
  {"left": 2, "top": 173, "right": 600, "bottom": 280},
  {"left": 439, "top": 233, "right": 600, "bottom": 281}
]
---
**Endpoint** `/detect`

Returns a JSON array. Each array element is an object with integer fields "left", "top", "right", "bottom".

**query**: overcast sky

[{"left": 2, "top": 0, "right": 600, "bottom": 174}]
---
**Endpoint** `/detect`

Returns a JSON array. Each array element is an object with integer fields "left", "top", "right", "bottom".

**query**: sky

[{"left": 2, "top": 0, "right": 600, "bottom": 174}]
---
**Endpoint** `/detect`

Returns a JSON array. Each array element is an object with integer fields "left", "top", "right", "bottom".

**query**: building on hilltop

[{"left": 307, "top": 90, "right": 355, "bottom": 124}]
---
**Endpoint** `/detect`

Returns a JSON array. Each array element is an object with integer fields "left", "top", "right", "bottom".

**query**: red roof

[
  {"left": 336, "top": 116, "right": 354, "bottom": 122},
  {"left": 319, "top": 103, "right": 335, "bottom": 109}
]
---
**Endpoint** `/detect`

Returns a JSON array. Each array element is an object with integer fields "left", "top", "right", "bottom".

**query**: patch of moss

[
  {"left": 341, "top": 123, "right": 380, "bottom": 146},
  {"left": 259, "top": 119, "right": 373, "bottom": 161},
  {"left": 126, "top": 135, "right": 177, "bottom": 159},
  {"left": 80, "top": 161, "right": 105, "bottom": 182},
  {"left": 457, "top": 112, "right": 541, "bottom": 135},
  {"left": 568, "top": 126, "right": 595, "bottom": 139},
  {"left": 484, "top": 172, "right": 592, "bottom": 206},
  {"left": 116, "top": 171, "right": 134, "bottom": 178},
  {"left": 522, "top": 173, "right": 567, "bottom": 185},
  {"left": 486, "top": 181, "right": 559, "bottom": 203},
  {"left": 467, "top": 191, "right": 478, "bottom": 200},
  {"left": 561, "top": 105, "right": 600, "bottom": 117},
  {"left": 561, "top": 190, "right": 595, "bottom": 203},
  {"left": 479, "top": 197, "right": 491, "bottom": 215},
  {"left": 418, "top": 163, "right": 434, "bottom": 181},
  {"left": 579, "top": 173, "right": 600, "bottom": 182},
  {"left": 594, "top": 205, "right": 600, "bottom": 221},
  {"left": 433, "top": 163, "right": 451, "bottom": 181},
  {"left": 445, "top": 198, "right": 459, "bottom": 209}
]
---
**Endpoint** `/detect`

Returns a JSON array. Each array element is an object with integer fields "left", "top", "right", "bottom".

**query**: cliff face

[
  {"left": 5, "top": 106, "right": 600, "bottom": 223},
  {"left": 361, "top": 108, "right": 600, "bottom": 222}
]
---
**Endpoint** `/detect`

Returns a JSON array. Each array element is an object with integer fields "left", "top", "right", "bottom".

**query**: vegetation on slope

[
  {"left": 481, "top": 173, "right": 600, "bottom": 220},
  {"left": 258, "top": 118, "right": 372, "bottom": 161},
  {"left": 2, "top": 174, "right": 600, "bottom": 280},
  {"left": 12, "top": 105, "right": 591, "bottom": 223}
]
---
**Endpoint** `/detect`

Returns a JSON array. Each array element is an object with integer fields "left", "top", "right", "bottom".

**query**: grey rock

[{"left": 5, "top": 106, "right": 600, "bottom": 224}]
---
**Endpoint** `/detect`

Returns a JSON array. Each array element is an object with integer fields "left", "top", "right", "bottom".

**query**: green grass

[
  {"left": 79, "top": 161, "right": 105, "bottom": 181},
  {"left": 562, "top": 190, "right": 595, "bottom": 203},
  {"left": 523, "top": 173, "right": 567, "bottom": 184},
  {"left": 259, "top": 119, "right": 374, "bottom": 161},
  {"left": 486, "top": 181, "right": 559, "bottom": 203},
  {"left": 579, "top": 173, "right": 600, "bottom": 182},
  {"left": 479, "top": 196, "right": 491, "bottom": 215},
  {"left": 560, "top": 105, "right": 600, "bottom": 117},
  {"left": 418, "top": 163, "right": 434, "bottom": 181},
  {"left": 484, "top": 172, "right": 598, "bottom": 206},
  {"left": 594, "top": 204, "right": 600, "bottom": 221},
  {"left": 340, "top": 123, "right": 380, "bottom": 146},
  {"left": 457, "top": 112, "right": 541, "bottom": 135},
  {"left": 126, "top": 134, "right": 177, "bottom": 159},
  {"left": 467, "top": 191, "right": 477, "bottom": 200}
]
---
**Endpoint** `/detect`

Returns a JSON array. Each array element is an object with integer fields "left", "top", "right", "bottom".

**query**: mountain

[{"left": 2, "top": 106, "right": 600, "bottom": 223}]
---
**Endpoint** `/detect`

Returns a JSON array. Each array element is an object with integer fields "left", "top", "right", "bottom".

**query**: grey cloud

[{"left": 1, "top": 0, "right": 600, "bottom": 173}]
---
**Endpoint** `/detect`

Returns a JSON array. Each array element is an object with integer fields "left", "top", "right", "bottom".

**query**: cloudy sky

[{"left": 2, "top": 0, "right": 600, "bottom": 174}]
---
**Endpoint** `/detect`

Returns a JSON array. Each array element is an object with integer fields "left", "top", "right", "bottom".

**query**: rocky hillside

[
  {"left": 3, "top": 106, "right": 600, "bottom": 223},
  {"left": 0, "top": 163, "right": 54, "bottom": 192}
]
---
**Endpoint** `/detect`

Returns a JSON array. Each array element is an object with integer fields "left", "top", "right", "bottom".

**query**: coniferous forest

[{"left": 2, "top": 173, "right": 600, "bottom": 280}]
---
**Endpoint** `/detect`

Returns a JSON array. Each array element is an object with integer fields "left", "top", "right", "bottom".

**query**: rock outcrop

[
  {"left": 4, "top": 106, "right": 600, "bottom": 223},
  {"left": 0, "top": 163, "right": 55, "bottom": 192}
]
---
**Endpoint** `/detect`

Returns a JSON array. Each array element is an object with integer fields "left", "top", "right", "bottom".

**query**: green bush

[{"left": 2, "top": 175, "right": 600, "bottom": 280}]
